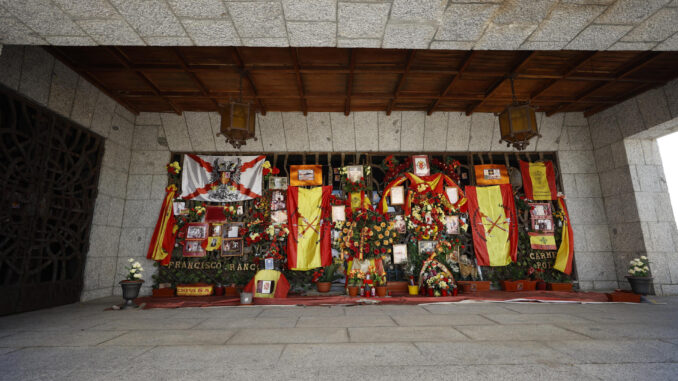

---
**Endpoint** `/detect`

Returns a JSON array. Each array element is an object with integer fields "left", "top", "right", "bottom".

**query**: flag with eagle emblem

[
  {"left": 180, "top": 155, "right": 266, "bottom": 202},
  {"left": 466, "top": 184, "right": 518, "bottom": 266}
]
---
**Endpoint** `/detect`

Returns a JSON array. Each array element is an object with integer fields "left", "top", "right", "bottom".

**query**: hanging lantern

[
  {"left": 218, "top": 73, "right": 257, "bottom": 149},
  {"left": 498, "top": 76, "right": 539, "bottom": 150}
]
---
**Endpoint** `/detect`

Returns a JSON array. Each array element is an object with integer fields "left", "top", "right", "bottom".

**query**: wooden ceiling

[{"left": 46, "top": 46, "right": 678, "bottom": 117}]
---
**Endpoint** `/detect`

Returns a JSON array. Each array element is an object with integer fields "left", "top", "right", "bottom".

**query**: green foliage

[{"left": 318, "top": 262, "right": 343, "bottom": 282}]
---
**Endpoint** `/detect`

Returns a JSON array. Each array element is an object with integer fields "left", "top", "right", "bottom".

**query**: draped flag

[
  {"left": 520, "top": 160, "right": 557, "bottom": 200},
  {"left": 529, "top": 234, "right": 557, "bottom": 250},
  {"left": 349, "top": 191, "right": 372, "bottom": 212},
  {"left": 554, "top": 196, "right": 574, "bottom": 274},
  {"left": 146, "top": 185, "right": 178, "bottom": 266},
  {"left": 243, "top": 270, "right": 290, "bottom": 299},
  {"left": 379, "top": 173, "right": 466, "bottom": 214},
  {"left": 180, "top": 154, "right": 266, "bottom": 202},
  {"left": 287, "top": 186, "right": 332, "bottom": 271},
  {"left": 466, "top": 184, "right": 518, "bottom": 266}
]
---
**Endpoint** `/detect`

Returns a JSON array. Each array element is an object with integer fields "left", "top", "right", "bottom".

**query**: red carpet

[{"left": 136, "top": 291, "right": 609, "bottom": 309}]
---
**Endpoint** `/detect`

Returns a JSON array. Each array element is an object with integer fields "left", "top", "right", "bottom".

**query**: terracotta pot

[
  {"left": 316, "top": 282, "right": 331, "bottom": 293},
  {"left": 375, "top": 286, "right": 387, "bottom": 297},
  {"left": 213, "top": 285, "right": 225, "bottom": 296},
  {"left": 224, "top": 286, "right": 240, "bottom": 297},
  {"left": 407, "top": 285, "right": 419, "bottom": 295},
  {"left": 152, "top": 288, "right": 175, "bottom": 298},
  {"left": 523, "top": 280, "right": 537, "bottom": 291},
  {"left": 457, "top": 281, "right": 491, "bottom": 293},
  {"left": 547, "top": 282, "right": 573, "bottom": 292},
  {"left": 536, "top": 280, "right": 547, "bottom": 290},
  {"left": 501, "top": 280, "right": 525, "bottom": 292},
  {"left": 387, "top": 281, "right": 408, "bottom": 294},
  {"left": 607, "top": 290, "right": 641, "bottom": 303},
  {"left": 347, "top": 286, "right": 359, "bottom": 297}
]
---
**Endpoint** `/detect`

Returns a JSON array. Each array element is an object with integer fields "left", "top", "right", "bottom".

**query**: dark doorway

[{"left": 0, "top": 84, "right": 104, "bottom": 315}]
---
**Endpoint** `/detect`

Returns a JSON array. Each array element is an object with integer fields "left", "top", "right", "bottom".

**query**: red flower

[{"left": 272, "top": 167, "right": 280, "bottom": 175}]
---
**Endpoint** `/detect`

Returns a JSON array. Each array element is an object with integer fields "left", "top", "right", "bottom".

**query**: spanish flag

[
  {"left": 287, "top": 186, "right": 332, "bottom": 271},
  {"left": 243, "top": 270, "right": 290, "bottom": 299},
  {"left": 146, "top": 185, "right": 178, "bottom": 266},
  {"left": 349, "top": 191, "right": 372, "bottom": 212},
  {"left": 553, "top": 196, "right": 574, "bottom": 275},
  {"left": 520, "top": 160, "right": 557, "bottom": 200},
  {"left": 529, "top": 233, "right": 557, "bottom": 250},
  {"left": 466, "top": 184, "right": 518, "bottom": 266},
  {"left": 379, "top": 173, "right": 466, "bottom": 214}
]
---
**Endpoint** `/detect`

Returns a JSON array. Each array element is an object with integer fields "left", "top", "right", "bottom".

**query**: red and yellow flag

[
  {"left": 554, "top": 196, "right": 574, "bottom": 275},
  {"left": 146, "top": 185, "right": 178, "bottom": 266},
  {"left": 520, "top": 160, "right": 557, "bottom": 200},
  {"left": 349, "top": 191, "right": 372, "bottom": 212},
  {"left": 243, "top": 270, "right": 290, "bottom": 299},
  {"left": 466, "top": 184, "right": 518, "bottom": 266},
  {"left": 379, "top": 173, "right": 466, "bottom": 214},
  {"left": 287, "top": 186, "right": 332, "bottom": 271}
]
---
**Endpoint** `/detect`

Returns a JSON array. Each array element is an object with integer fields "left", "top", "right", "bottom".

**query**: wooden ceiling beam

[
  {"left": 172, "top": 47, "right": 219, "bottom": 110},
  {"left": 290, "top": 47, "right": 308, "bottom": 116},
  {"left": 466, "top": 51, "right": 537, "bottom": 116},
  {"left": 546, "top": 51, "right": 664, "bottom": 116},
  {"left": 530, "top": 51, "right": 598, "bottom": 100},
  {"left": 232, "top": 47, "right": 266, "bottom": 115},
  {"left": 43, "top": 46, "right": 139, "bottom": 115},
  {"left": 428, "top": 51, "right": 475, "bottom": 115},
  {"left": 345, "top": 49, "right": 355, "bottom": 116},
  {"left": 105, "top": 47, "right": 181, "bottom": 114},
  {"left": 386, "top": 50, "right": 415, "bottom": 115}
]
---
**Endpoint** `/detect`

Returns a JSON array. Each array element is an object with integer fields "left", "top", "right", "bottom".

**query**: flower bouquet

[{"left": 339, "top": 209, "right": 397, "bottom": 260}]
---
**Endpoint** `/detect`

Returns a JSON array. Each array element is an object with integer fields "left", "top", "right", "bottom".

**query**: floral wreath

[
  {"left": 405, "top": 183, "right": 456, "bottom": 241},
  {"left": 337, "top": 165, "right": 372, "bottom": 193},
  {"left": 382, "top": 156, "right": 461, "bottom": 184},
  {"left": 339, "top": 208, "right": 398, "bottom": 260}
]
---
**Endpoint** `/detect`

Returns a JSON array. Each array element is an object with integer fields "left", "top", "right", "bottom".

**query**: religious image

[
  {"left": 271, "top": 190, "right": 286, "bottom": 211},
  {"left": 445, "top": 215, "right": 459, "bottom": 235},
  {"left": 412, "top": 155, "right": 430, "bottom": 176},
  {"left": 393, "top": 214, "right": 406, "bottom": 234}
]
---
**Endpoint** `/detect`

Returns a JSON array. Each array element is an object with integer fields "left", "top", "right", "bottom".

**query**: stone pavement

[{"left": 1, "top": 296, "right": 678, "bottom": 381}]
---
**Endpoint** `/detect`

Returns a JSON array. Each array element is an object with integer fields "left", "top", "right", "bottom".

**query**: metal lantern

[
  {"left": 498, "top": 76, "right": 540, "bottom": 150},
  {"left": 218, "top": 73, "right": 257, "bottom": 149}
]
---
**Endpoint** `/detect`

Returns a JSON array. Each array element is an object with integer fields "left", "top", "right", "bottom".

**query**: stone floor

[{"left": 1, "top": 296, "right": 678, "bottom": 381}]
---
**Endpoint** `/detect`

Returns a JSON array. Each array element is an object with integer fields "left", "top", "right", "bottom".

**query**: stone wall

[
  {"left": 130, "top": 109, "right": 616, "bottom": 292},
  {"left": 588, "top": 79, "right": 678, "bottom": 295},
  {"left": 0, "top": 46, "right": 136, "bottom": 301}
]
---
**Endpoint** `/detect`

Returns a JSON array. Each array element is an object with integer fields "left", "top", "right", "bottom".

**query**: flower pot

[
  {"left": 152, "top": 288, "right": 175, "bottom": 298},
  {"left": 213, "top": 285, "right": 225, "bottom": 296},
  {"left": 119, "top": 280, "right": 143, "bottom": 309},
  {"left": 607, "top": 290, "right": 641, "bottom": 303},
  {"left": 387, "top": 281, "right": 408, "bottom": 294},
  {"left": 408, "top": 285, "right": 419, "bottom": 295},
  {"left": 316, "top": 282, "right": 331, "bottom": 293},
  {"left": 457, "top": 281, "right": 491, "bottom": 293},
  {"left": 427, "top": 288, "right": 434, "bottom": 297},
  {"left": 523, "top": 280, "right": 537, "bottom": 291},
  {"left": 224, "top": 286, "right": 240, "bottom": 297},
  {"left": 501, "top": 280, "right": 525, "bottom": 292},
  {"left": 626, "top": 276, "right": 653, "bottom": 295},
  {"left": 347, "top": 285, "right": 359, "bottom": 296},
  {"left": 536, "top": 280, "right": 547, "bottom": 290},
  {"left": 375, "top": 286, "right": 387, "bottom": 297},
  {"left": 547, "top": 282, "right": 573, "bottom": 292}
]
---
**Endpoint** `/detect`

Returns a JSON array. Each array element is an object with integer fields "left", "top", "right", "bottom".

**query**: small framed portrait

[
  {"left": 390, "top": 186, "right": 405, "bottom": 206},
  {"left": 445, "top": 187, "right": 459, "bottom": 204},
  {"left": 183, "top": 240, "right": 205, "bottom": 257},
  {"left": 271, "top": 210, "right": 288, "bottom": 225},
  {"left": 269, "top": 176, "right": 288, "bottom": 190},
  {"left": 290, "top": 165, "right": 323, "bottom": 186},
  {"left": 236, "top": 205, "right": 244, "bottom": 215},
  {"left": 271, "top": 190, "right": 286, "bottom": 211},
  {"left": 186, "top": 223, "right": 208, "bottom": 240},
  {"left": 424, "top": 212, "right": 434, "bottom": 225},
  {"left": 225, "top": 222, "right": 243, "bottom": 238},
  {"left": 412, "top": 155, "right": 430, "bottom": 177},
  {"left": 256, "top": 280, "right": 274, "bottom": 294},
  {"left": 221, "top": 238, "right": 243, "bottom": 257},
  {"left": 173, "top": 201, "right": 186, "bottom": 216},
  {"left": 534, "top": 218, "right": 554, "bottom": 232},
  {"left": 393, "top": 214, "right": 406, "bottom": 234},
  {"left": 264, "top": 258, "right": 274, "bottom": 270},
  {"left": 332, "top": 205, "right": 346, "bottom": 222},
  {"left": 530, "top": 203, "right": 552, "bottom": 218},
  {"left": 447, "top": 247, "right": 460, "bottom": 263},
  {"left": 206, "top": 237, "right": 221, "bottom": 251},
  {"left": 418, "top": 240, "right": 436, "bottom": 255},
  {"left": 209, "top": 224, "right": 223, "bottom": 237},
  {"left": 445, "top": 215, "right": 459, "bottom": 235},
  {"left": 346, "top": 165, "right": 364, "bottom": 183},
  {"left": 393, "top": 244, "right": 407, "bottom": 264}
]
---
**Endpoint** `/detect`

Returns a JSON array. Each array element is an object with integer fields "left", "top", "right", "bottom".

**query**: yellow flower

[
  {"left": 375, "top": 226, "right": 381, "bottom": 232},
  {"left": 262, "top": 161, "right": 271, "bottom": 169},
  {"left": 383, "top": 240, "right": 389, "bottom": 245},
  {"left": 380, "top": 222, "right": 385, "bottom": 227},
  {"left": 378, "top": 234, "right": 384, "bottom": 239},
  {"left": 375, "top": 241, "right": 380, "bottom": 246}
]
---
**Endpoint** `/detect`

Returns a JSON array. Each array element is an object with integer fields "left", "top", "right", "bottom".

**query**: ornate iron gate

[{"left": 0, "top": 85, "right": 104, "bottom": 315}]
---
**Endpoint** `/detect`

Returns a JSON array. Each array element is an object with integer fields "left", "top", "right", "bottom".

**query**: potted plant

[
  {"left": 529, "top": 267, "right": 547, "bottom": 290},
  {"left": 120, "top": 258, "right": 144, "bottom": 309},
  {"left": 313, "top": 262, "right": 341, "bottom": 293},
  {"left": 626, "top": 256, "right": 653, "bottom": 295},
  {"left": 546, "top": 269, "right": 573, "bottom": 292},
  {"left": 455, "top": 254, "right": 490, "bottom": 292},
  {"left": 497, "top": 261, "right": 536, "bottom": 291},
  {"left": 346, "top": 270, "right": 363, "bottom": 297},
  {"left": 373, "top": 269, "right": 388, "bottom": 297}
]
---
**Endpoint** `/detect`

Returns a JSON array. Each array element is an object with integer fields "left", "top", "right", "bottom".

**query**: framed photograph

[
  {"left": 186, "top": 223, "right": 208, "bottom": 240},
  {"left": 221, "top": 237, "right": 243, "bottom": 257},
  {"left": 332, "top": 205, "right": 346, "bottom": 222},
  {"left": 390, "top": 186, "right": 405, "bottom": 206},
  {"left": 290, "top": 165, "right": 323, "bottom": 186},
  {"left": 225, "top": 222, "right": 243, "bottom": 238},
  {"left": 445, "top": 215, "right": 460, "bottom": 235},
  {"left": 209, "top": 223, "right": 223, "bottom": 237},
  {"left": 173, "top": 201, "right": 186, "bottom": 216},
  {"left": 533, "top": 218, "right": 554, "bottom": 233},
  {"left": 269, "top": 176, "right": 288, "bottom": 190},
  {"left": 418, "top": 240, "right": 436, "bottom": 255},
  {"left": 271, "top": 210, "right": 288, "bottom": 225},
  {"left": 474, "top": 164, "right": 509, "bottom": 185},
  {"left": 206, "top": 237, "right": 221, "bottom": 251},
  {"left": 256, "top": 280, "right": 274, "bottom": 294},
  {"left": 264, "top": 258, "right": 274, "bottom": 270},
  {"left": 412, "top": 155, "right": 430, "bottom": 177},
  {"left": 393, "top": 214, "right": 406, "bottom": 234},
  {"left": 236, "top": 205, "right": 244, "bottom": 215},
  {"left": 183, "top": 240, "right": 206, "bottom": 257},
  {"left": 447, "top": 247, "right": 460, "bottom": 263},
  {"left": 271, "top": 190, "right": 286, "bottom": 211},
  {"left": 393, "top": 244, "right": 407, "bottom": 264},
  {"left": 346, "top": 165, "right": 364, "bottom": 183},
  {"left": 445, "top": 187, "right": 459, "bottom": 204},
  {"left": 529, "top": 203, "right": 552, "bottom": 218}
]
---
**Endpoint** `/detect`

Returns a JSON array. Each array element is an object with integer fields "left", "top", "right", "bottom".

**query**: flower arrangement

[
  {"left": 339, "top": 208, "right": 397, "bottom": 260},
  {"left": 419, "top": 255, "right": 456, "bottom": 296},
  {"left": 125, "top": 258, "right": 144, "bottom": 281},
  {"left": 381, "top": 155, "right": 412, "bottom": 184},
  {"left": 628, "top": 256, "right": 650, "bottom": 277},
  {"left": 338, "top": 165, "right": 372, "bottom": 193},
  {"left": 166, "top": 161, "right": 181, "bottom": 181},
  {"left": 372, "top": 269, "right": 387, "bottom": 287},
  {"left": 222, "top": 205, "right": 238, "bottom": 220},
  {"left": 312, "top": 262, "right": 342, "bottom": 283},
  {"left": 262, "top": 161, "right": 280, "bottom": 178},
  {"left": 347, "top": 269, "right": 364, "bottom": 287},
  {"left": 405, "top": 183, "right": 456, "bottom": 241},
  {"left": 430, "top": 157, "right": 461, "bottom": 183}
]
